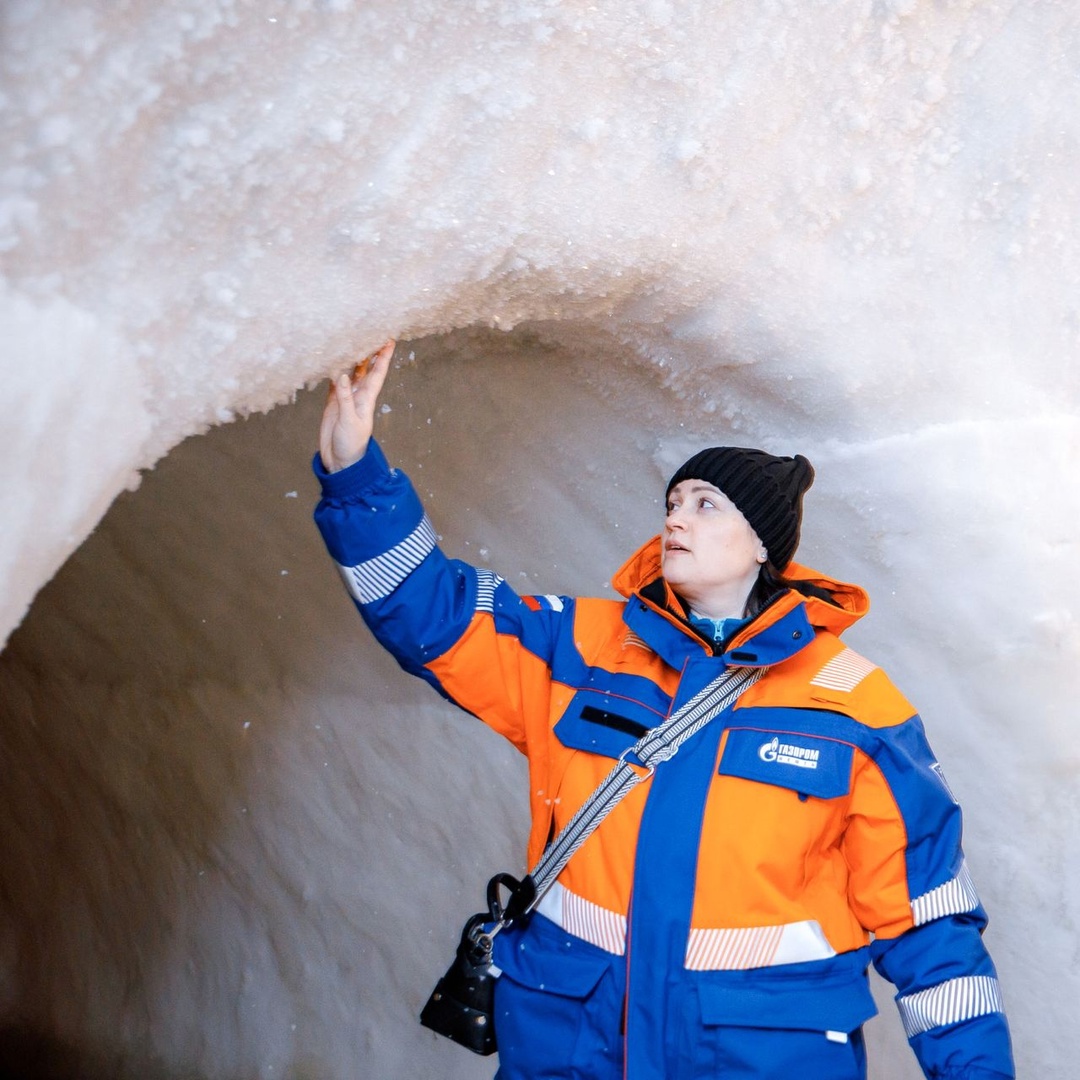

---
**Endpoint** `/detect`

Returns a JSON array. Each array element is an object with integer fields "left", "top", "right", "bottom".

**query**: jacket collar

[{"left": 613, "top": 535, "right": 870, "bottom": 668}]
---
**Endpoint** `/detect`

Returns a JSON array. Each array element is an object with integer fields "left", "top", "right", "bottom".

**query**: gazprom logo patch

[
  {"left": 721, "top": 729, "right": 852, "bottom": 799},
  {"left": 758, "top": 736, "right": 820, "bottom": 770}
]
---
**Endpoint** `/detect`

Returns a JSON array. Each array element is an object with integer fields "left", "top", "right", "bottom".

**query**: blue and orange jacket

[{"left": 314, "top": 440, "right": 1014, "bottom": 1079}]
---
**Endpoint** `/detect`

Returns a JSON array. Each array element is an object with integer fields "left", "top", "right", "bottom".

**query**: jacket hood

[{"left": 611, "top": 535, "right": 869, "bottom": 637}]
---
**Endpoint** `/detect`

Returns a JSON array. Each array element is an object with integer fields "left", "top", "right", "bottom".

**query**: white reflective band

[
  {"left": 911, "top": 861, "right": 980, "bottom": 927},
  {"left": 336, "top": 516, "right": 438, "bottom": 604},
  {"left": 825, "top": 1031, "right": 849, "bottom": 1044},
  {"left": 809, "top": 647, "right": 878, "bottom": 692},
  {"left": 685, "top": 920, "right": 837, "bottom": 971},
  {"left": 535, "top": 881, "right": 627, "bottom": 956},
  {"left": 475, "top": 568, "right": 503, "bottom": 613},
  {"left": 543, "top": 594, "right": 565, "bottom": 612},
  {"left": 897, "top": 975, "right": 1004, "bottom": 1038},
  {"left": 534, "top": 887, "right": 840, "bottom": 971}
]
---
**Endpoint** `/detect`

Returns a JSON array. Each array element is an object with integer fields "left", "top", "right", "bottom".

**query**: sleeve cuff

[{"left": 312, "top": 438, "right": 392, "bottom": 499}]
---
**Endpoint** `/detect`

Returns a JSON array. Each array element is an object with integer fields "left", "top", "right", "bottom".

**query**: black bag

[
  {"left": 419, "top": 912, "right": 498, "bottom": 1055},
  {"left": 419, "top": 873, "right": 534, "bottom": 1056}
]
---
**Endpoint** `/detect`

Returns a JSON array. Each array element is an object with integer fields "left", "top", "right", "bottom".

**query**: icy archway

[{"left": 1, "top": 2, "right": 1078, "bottom": 1077}]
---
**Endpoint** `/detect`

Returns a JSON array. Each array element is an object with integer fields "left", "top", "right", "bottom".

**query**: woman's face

[{"left": 662, "top": 479, "right": 764, "bottom": 617}]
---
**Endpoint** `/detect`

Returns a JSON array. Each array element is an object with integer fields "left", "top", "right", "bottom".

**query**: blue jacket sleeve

[
  {"left": 313, "top": 441, "right": 569, "bottom": 751},
  {"left": 866, "top": 721, "right": 1014, "bottom": 1078},
  {"left": 872, "top": 916, "right": 1014, "bottom": 1079}
]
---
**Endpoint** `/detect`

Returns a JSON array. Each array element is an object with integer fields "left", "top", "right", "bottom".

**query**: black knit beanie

[{"left": 666, "top": 447, "right": 815, "bottom": 571}]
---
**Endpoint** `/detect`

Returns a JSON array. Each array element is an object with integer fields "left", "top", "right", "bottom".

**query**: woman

[{"left": 313, "top": 340, "right": 1014, "bottom": 1079}]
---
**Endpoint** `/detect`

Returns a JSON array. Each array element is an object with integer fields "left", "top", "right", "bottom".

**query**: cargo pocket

[
  {"left": 493, "top": 915, "right": 624, "bottom": 1080},
  {"left": 673, "top": 959, "right": 877, "bottom": 1079}
]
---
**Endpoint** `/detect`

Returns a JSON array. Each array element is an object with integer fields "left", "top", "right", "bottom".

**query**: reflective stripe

[
  {"left": 686, "top": 925, "right": 782, "bottom": 970},
  {"left": 476, "top": 568, "right": 503, "bottom": 613},
  {"left": 535, "top": 881, "right": 627, "bottom": 956},
  {"left": 911, "top": 861, "right": 980, "bottom": 926},
  {"left": 897, "top": 975, "right": 1004, "bottom": 1038},
  {"left": 535, "top": 886, "right": 840, "bottom": 972},
  {"left": 336, "top": 516, "right": 437, "bottom": 603},
  {"left": 810, "top": 647, "right": 878, "bottom": 692},
  {"left": 685, "top": 920, "right": 837, "bottom": 971}
]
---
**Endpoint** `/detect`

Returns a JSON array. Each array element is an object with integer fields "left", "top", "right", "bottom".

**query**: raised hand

[{"left": 318, "top": 339, "right": 396, "bottom": 473}]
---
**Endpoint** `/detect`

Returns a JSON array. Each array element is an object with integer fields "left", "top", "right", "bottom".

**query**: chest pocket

[
  {"left": 719, "top": 729, "right": 854, "bottom": 800},
  {"left": 553, "top": 693, "right": 667, "bottom": 760}
]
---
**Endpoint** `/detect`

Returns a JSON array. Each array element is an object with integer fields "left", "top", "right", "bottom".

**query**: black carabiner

[
  {"left": 486, "top": 872, "right": 537, "bottom": 928},
  {"left": 486, "top": 872, "right": 522, "bottom": 922}
]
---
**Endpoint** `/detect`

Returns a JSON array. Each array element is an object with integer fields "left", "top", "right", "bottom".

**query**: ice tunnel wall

[
  {"left": 2, "top": 2, "right": 1079, "bottom": 1078},
  {"left": 1, "top": 324, "right": 1076, "bottom": 1079}
]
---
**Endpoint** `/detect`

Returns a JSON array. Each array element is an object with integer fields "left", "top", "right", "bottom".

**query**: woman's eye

[{"left": 699, "top": 497, "right": 715, "bottom": 510}]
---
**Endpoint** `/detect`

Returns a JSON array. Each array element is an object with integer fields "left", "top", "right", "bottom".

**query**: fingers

[
  {"left": 347, "top": 338, "right": 395, "bottom": 405},
  {"left": 328, "top": 339, "right": 394, "bottom": 406},
  {"left": 333, "top": 370, "right": 354, "bottom": 406},
  {"left": 352, "top": 338, "right": 395, "bottom": 383}
]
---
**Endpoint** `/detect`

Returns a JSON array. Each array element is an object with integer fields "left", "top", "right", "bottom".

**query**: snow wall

[{"left": 1, "top": 2, "right": 1078, "bottom": 1077}]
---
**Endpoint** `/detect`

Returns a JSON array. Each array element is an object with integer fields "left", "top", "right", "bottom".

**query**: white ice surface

[{"left": 1, "top": 2, "right": 1078, "bottom": 1077}]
